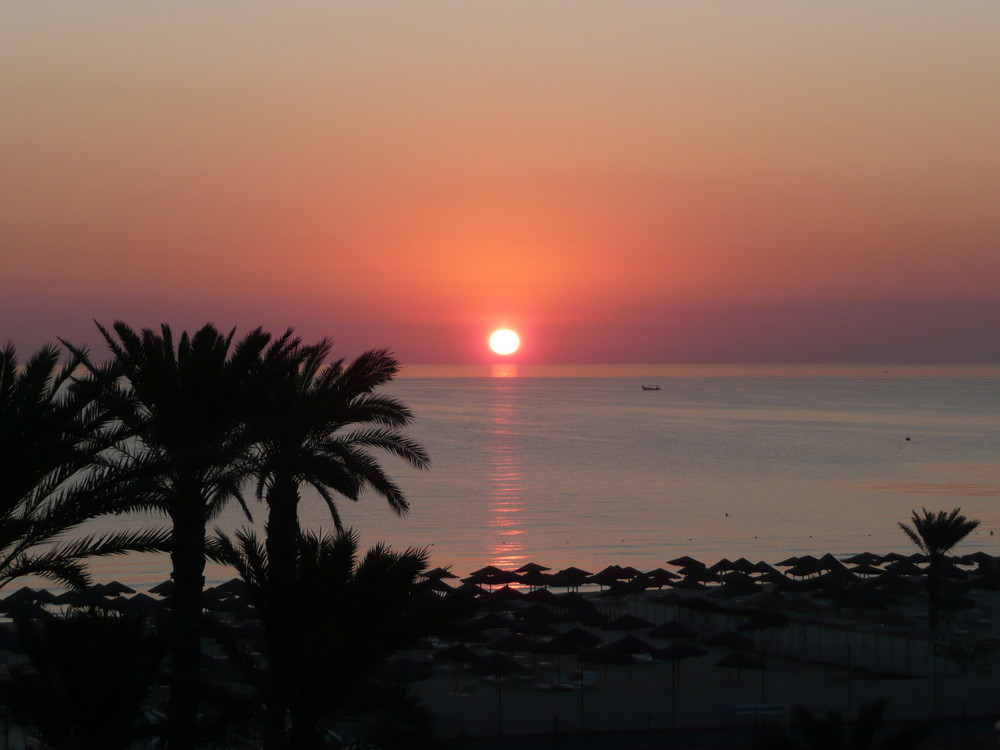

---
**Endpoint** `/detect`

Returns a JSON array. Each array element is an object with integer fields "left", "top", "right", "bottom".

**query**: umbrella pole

[
  {"left": 671, "top": 662, "right": 678, "bottom": 729},
  {"left": 497, "top": 674, "right": 503, "bottom": 737}
]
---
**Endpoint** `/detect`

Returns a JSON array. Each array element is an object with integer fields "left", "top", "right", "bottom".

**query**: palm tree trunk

[
  {"left": 262, "top": 477, "right": 302, "bottom": 750},
  {"left": 927, "top": 566, "right": 941, "bottom": 632},
  {"left": 166, "top": 499, "right": 207, "bottom": 750}
]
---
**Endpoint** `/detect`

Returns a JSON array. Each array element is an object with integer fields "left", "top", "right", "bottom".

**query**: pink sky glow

[{"left": 3, "top": 3, "right": 999, "bottom": 364}]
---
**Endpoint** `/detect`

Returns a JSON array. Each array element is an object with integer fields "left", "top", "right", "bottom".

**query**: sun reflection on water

[
  {"left": 490, "top": 363, "right": 518, "bottom": 379},
  {"left": 488, "top": 379, "right": 525, "bottom": 570}
]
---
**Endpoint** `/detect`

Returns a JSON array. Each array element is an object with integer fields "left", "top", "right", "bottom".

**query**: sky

[{"left": 3, "top": 2, "right": 999, "bottom": 364}]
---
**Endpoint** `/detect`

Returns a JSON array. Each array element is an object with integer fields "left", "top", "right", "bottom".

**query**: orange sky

[{"left": 2, "top": 3, "right": 999, "bottom": 363}]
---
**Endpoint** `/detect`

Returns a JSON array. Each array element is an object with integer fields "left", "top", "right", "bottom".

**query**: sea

[{"left": 67, "top": 364, "right": 1000, "bottom": 591}]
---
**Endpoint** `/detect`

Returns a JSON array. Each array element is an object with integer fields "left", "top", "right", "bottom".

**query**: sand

[{"left": 409, "top": 584, "right": 1000, "bottom": 744}]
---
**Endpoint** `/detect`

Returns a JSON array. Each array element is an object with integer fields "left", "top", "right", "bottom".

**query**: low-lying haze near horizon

[{"left": 3, "top": 2, "right": 999, "bottom": 364}]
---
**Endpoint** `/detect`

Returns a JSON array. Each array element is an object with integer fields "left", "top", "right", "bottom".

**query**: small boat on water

[{"left": 641, "top": 384, "right": 661, "bottom": 391}]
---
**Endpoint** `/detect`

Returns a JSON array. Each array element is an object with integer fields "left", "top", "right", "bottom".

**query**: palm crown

[
  {"left": 249, "top": 336, "right": 429, "bottom": 530},
  {"left": 0, "top": 342, "right": 167, "bottom": 590},
  {"left": 898, "top": 507, "right": 979, "bottom": 563}
]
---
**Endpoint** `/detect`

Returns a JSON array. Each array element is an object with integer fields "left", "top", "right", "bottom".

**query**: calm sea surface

[{"left": 79, "top": 365, "right": 1000, "bottom": 590}]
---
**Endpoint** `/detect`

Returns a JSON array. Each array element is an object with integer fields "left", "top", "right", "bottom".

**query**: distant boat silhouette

[{"left": 641, "top": 384, "right": 661, "bottom": 391}]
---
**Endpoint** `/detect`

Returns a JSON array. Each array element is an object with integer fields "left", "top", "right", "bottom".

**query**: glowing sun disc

[{"left": 489, "top": 329, "right": 520, "bottom": 355}]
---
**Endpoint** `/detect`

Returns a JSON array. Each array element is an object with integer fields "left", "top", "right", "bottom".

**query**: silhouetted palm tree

[
  {"left": 211, "top": 528, "right": 443, "bottom": 750},
  {"left": 0, "top": 342, "right": 168, "bottom": 590},
  {"left": 899, "top": 507, "right": 979, "bottom": 631},
  {"left": 0, "top": 611, "right": 164, "bottom": 750},
  {"left": 71, "top": 322, "right": 273, "bottom": 750},
  {"left": 751, "top": 699, "right": 931, "bottom": 750},
  {"left": 244, "top": 338, "right": 429, "bottom": 750}
]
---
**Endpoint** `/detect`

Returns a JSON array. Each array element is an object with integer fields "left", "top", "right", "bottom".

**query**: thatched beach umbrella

[
  {"left": 658, "top": 641, "right": 707, "bottom": 661},
  {"left": 553, "top": 626, "right": 603, "bottom": 650},
  {"left": 671, "top": 578, "right": 709, "bottom": 591},
  {"left": 518, "top": 570, "right": 552, "bottom": 588},
  {"left": 604, "top": 613, "right": 653, "bottom": 631},
  {"left": 488, "top": 585, "right": 526, "bottom": 608},
  {"left": 884, "top": 559, "right": 923, "bottom": 576},
  {"left": 95, "top": 580, "right": 136, "bottom": 596},
  {"left": 467, "top": 612, "right": 514, "bottom": 632},
  {"left": 588, "top": 567, "right": 623, "bottom": 588},
  {"left": 463, "top": 567, "right": 522, "bottom": 588},
  {"left": 30, "top": 588, "right": 60, "bottom": 605},
  {"left": 547, "top": 567, "right": 591, "bottom": 590},
  {"left": 704, "top": 630, "right": 756, "bottom": 650},
  {"left": 849, "top": 563, "right": 885, "bottom": 578},
  {"left": 1, "top": 587, "right": 44, "bottom": 607},
  {"left": 119, "top": 592, "right": 164, "bottom": 615},
  {"left": 515, "top": 562, "right": 551, "bottom": 575},
  {"left": 435, "top": 643, "right": 480, "bottom": 694},
  {"left": 658, "top": 641, "right": 708, "bottom": 726},
  {"left": 775, "top": 555, "right": 801, "bottom": 567},
  {"left": 709, "top": 558, "right": 735, "bottom": 574},
  {"left": 52, "top": 588, "right": 106, "bottom": 608},
  {"left": 148, "top": 579, "right": 174, "bottom": 596},
  {"left": 649, "top": 620, "right": 698, "bottom": 640},
  {"left": 737, "top": 612, "right": 788, "bottom": 653},
  {"left": 449, "top": 581, "right": 488, "bottom": 601},
  {"left": 554, "top": 591, "right": 590, "bottom": 609},
  {"left": 524, "top": 587, "right": 561, "bottom": 605},
  {"left": 517, "top": 602, "right": 564, "bottom": 624},
  {"left": 422, "top": 566, "right": 458, "bottom": 581},
  {"left": 602, "top": 577, "right": 650, "bottom": 596},
  {"left": 468, "top": 564, "right": 506, "bottom": 578},
  {"left": 643, "top": 568, "right": 681, "bottom": 588},
  {"left": 214, "top": 577, "right": 250, "bottom": 598},
  {"left": 511, "top": 618, "right": 557, "bottom": 637},
  {"left": 585, "top": 635, "right": 657, "bottom": 687},
  {"left": 470, "top": 652, "right": 529, "bottom": 736},
  {"left": 487, "top": 632, "right": 538, "bottom": 655},
  {"left": 844, "top": 552, "right": 883, "bottom": 566},
  {"left": 720, "top": 572, "right": 762, "bottom": 596},
  {"left": 959, "top": 551, "right": 995, "bottom": 566}
]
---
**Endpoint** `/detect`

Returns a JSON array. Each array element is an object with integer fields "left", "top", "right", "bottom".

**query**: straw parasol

[
  {"left": 470, "top": 652, "right": 530, "bottom": 736},
  {"left": 486, "top": 632, "right": 538, "bottom": 654},
  {"left": 704, "top": 630, "right": 756, "bottom": 650},
  {"left": 423, "top": 566, "right": 458, "bottom": 581},
  {"left": 515, "top": 562, "right": 551, "bottom": 574},
  {"left": 649, "top": 620, "right": 698, "bottom": 640},
  {"left": 604, "top": 613, "right": 653, "bottom": 631},
  {"left": 435, "top": 643, "right": 480, "bottom": 694},
  {"left": 658, "top": 641, "right": 708, "bottom": 726}
]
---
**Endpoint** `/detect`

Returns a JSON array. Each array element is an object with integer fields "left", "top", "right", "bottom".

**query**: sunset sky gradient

[{"left": 3, "top": 3, "right": 999, "bottom": 363}]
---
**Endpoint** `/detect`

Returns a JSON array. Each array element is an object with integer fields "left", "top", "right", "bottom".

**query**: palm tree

[
  {"left": 899, "top": 507, "right": 979, "bottom": 631},
  {"left": 0, "top": 611, "right": 164, "bottom": 750},
  {"left": 210, "top": 527, "right": 443, "bottom": 750},
  {"left": 0, "top": 342, "right": 168, "bottom": 591},
  {"left": 243, "top": 337, "right": 429, "bottom": 750},
  {"left": 751, "top": 700, "right": 931, "bottom": 750},
  {"left": 70, "top": 322, "right": 273, "bottom": 750}
]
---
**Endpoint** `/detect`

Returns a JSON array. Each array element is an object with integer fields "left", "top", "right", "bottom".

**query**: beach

[
  {"left": 3, "top": 551, "right": 1000, "bottom": 748},
  {"left": 401, "top": 555, "right": 1000, "bottom": 746}
]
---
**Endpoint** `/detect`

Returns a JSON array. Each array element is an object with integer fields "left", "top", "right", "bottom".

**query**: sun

[{"left": 489, "top": 329, "right": 520, "bottom": 356}]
